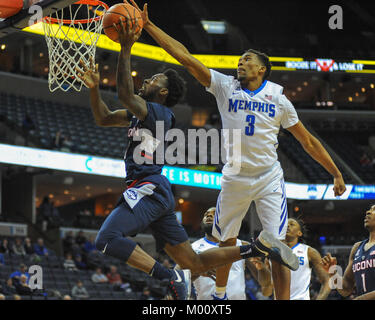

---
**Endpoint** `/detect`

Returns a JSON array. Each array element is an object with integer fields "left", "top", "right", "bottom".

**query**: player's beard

[{"left": 202, "top": 222, "right": 214, "bottom": 237}]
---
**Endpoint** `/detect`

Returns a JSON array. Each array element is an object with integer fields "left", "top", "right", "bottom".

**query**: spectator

[
  {"left": 63, "top": 253, "right": 78, "bottom": 271},
  {"left": 60, "top": 133, "right": 75, "bottom": 152},
  {"left": 49, "top": 203, "right": 62, "bottom": 228},
  {"left": 74, "top": 254, "right": 87, "bottom": 270},
  {"left": 83, "top": 235, "right": 96, "bottom": 254},
  {"left": 12, "top": 238, "right": 26, "bottom": 256},
  {"left": 33, "top": 238, "right": 48, "bottom": 256},
  {"left": 71, "top": 280, "right": 90, "bottom": 300},
  {"left": 1, "top": 278, "right": 17, "bottom": 295},
  {"left": 0, "top": 294, "right": 5, "bottom": 300},
  {"left": 13, "top": 294, "right": 21, "bottom": 300},
  {"left": 106, "top": 265, "right": 122, "bottom": 286},
  {"left": 10, "top": 263, "right": 30, "bottom": 285},
  {"left": 0, "top": 238, "right": 11, "bottom": 255},
  {"left": 15, "top": 274, "right": 33, "bottom": 296},
  {"left": 91, "top": 267, "right": 108, "bottom": 284},
  {"left": 23, "top": 237, "right": 35, "bottom": 255},
  {"left": 22, "top": 113, "right": 35, "bottom": 146},
  {"left": 62, "top": 231, "right": 79, "bottom": 256},
  {"left": 107, "top": 265, "right": 131, "bottom": 292},
  {"left": 75, "top": 231, "right": 87, "bottom": 248},
  {"left": 38, "top": 196, "right": 53, "bottom": 231},
  {"left": 140, "top": 286, "right": 155, "bottom": 300},
  {"left": 52, "top": 131, "right": 63, "bottom": 150}
]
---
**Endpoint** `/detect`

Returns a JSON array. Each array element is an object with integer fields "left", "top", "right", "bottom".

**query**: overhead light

[
  {"left": 102, "top": 78, "right": 108, "bottom": 84},
  {"left": 355, "top": 92, "right": 359, "bottom": 97},
  {"left": 201, "top": 20, "right": 227, "bottom": 34},
  {"left": 178, "top": 198, "right": 184, "bottom": 204},
  {"left": 361, "top": 87, "right": 366, "bottom": 93},
  {"left": 370, "top": 83, "right": 374, "bottom": 89},
  {"left": 131, "top": 70, "right": 138, "bottom": 77},
  {"left": 0, "top": 44, "right": 6, "bottom": 50},
  {"left": 348, "top": 97, "right": 353, "bottom": 102}
]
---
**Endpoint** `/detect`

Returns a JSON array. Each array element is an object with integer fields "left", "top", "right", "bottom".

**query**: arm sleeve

[{"left": 280, "top": 95, "right": 299, "bottom": 129}]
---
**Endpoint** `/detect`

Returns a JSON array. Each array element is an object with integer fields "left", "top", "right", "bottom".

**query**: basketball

[{"left": 102, "top": 3, "right": 143, "bottom": 43}]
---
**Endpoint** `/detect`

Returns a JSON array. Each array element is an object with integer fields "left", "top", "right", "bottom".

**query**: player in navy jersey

[
  {"left": 76, "top": 16, "right": 299, "bottom": 300},
  {"left": 129, "top": 0, "right": 346, "bottom": 300},
  {"left": 322, "top": 204, "right": 375, "bottom": 300}
]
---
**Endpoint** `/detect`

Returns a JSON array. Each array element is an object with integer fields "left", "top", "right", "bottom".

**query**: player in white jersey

[
  {"left": 286, "top": 218, "right": 331, "bottom": 300},
  {"left": 191, "top": 207, "right": 273, "bottom": 300},
  {"left": 130, "top": 0, "right": 347, "bottom": 300}
]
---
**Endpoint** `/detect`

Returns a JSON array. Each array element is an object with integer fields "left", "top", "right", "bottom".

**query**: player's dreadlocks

[
  {"left": 246, "top": 49, "right": 272, "bottom": 81},
  {"left": 294, "top": 216, "right": 308, "bottom": 243},
  {"left": 163, "top": 69, "right": 187, "bottom": 107}
]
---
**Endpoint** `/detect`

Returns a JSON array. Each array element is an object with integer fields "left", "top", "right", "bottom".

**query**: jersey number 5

[{"left": 245, "top": 115, "right": 255, "bottom": 136}]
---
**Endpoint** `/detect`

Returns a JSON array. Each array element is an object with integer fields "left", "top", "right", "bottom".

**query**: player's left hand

[
  {"left": 333, "top": 174, "right": 346, "bottom": 197},
  {"left": 114, "top": 16, "right": 142, "bottom": 49}
]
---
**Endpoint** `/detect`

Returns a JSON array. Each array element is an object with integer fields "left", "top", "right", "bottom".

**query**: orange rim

[{"left": 43, "top": 0, "right": 109, "bottom": 25}]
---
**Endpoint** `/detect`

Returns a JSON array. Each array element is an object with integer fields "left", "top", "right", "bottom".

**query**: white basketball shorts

[{"left": 213, "top": 161, "right": 288, "bottom": 241}]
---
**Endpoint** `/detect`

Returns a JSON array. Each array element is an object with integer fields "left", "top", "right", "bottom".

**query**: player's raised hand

[
  {"left": 76, "top": 57, "right": 100, "bottom": 89},
  {"left": 114, "top": 17, "right": 142, "bottom": 49},
  {"left": 333, "top": 175, "right": 346, "bottom": 197},
  {"left": 125, "top": 0, "right": 149, "bottom": 27},
  {"left": 321, "top": 252, "right": 337, "bottom": 272}
]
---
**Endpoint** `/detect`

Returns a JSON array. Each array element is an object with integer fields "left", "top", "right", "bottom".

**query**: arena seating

[
  {"left": 0, "top": 91, "right": 127, "bottom": 159},
  {"left": 308, "top": 119, "right": 375, "bottom": 184},
  {"left": 0, "top": 241, "right": 167, "bottom": 300}
]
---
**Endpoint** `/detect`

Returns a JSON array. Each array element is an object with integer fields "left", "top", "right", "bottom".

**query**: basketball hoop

[{"left": 42, "top": 0, "right": 109, "bottom": 92}]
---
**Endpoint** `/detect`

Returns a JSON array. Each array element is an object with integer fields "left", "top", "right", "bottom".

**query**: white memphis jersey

[
  {"left": 290, "top": 243, "right": 311, "bottom": 300},
  {"left": 206, "top": 69, "right": 299, "bottom": 176},
  {"left": 191, "top": 238, "right": 246, "bottom": 300}
]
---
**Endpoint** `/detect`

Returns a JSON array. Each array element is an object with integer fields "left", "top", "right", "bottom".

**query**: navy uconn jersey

[
  {"left": 124, "top": 102, "right": 175, "bottom": 181},
  {"left": 352, "top": 239, "right": 375, "bottom": 295}
]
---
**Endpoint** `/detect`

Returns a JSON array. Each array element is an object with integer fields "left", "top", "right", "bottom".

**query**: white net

[{"left": 43, "top": 1, "right": 107, "bottom": 92}]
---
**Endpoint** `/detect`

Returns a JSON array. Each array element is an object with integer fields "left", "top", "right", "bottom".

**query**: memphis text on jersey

[{"left": 228, "top": 98, "right": 276, "bottom": 117}]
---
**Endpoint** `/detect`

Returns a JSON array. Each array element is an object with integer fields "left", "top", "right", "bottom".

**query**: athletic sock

[
  {"left": 149, "top": 261, "right": 174, "bottom": 281},
  {"left": 214, "top": 286, "right": 227, "bottom": 299}
]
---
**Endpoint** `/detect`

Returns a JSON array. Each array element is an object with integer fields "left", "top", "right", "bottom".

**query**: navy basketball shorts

[{"left": 97, "top": 174, "right": 189, "bottom": 251}]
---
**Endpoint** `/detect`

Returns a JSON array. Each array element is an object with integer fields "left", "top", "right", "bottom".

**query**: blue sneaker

[
  {"left": 168, "top": 269, "right": 191, "bottom": 300},
  {"left": 212, "top": 293, "right": 228, "bottom": 300}
]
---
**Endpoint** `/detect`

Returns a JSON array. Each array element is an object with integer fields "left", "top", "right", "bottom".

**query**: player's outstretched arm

[
  {"left": 127, "top": 0, "right": 211, "bottom": 88},
  {"left": 76, "top": 57, "right": 130, "bottom": 127},
  {"left": 308, "top": 247, "right": 331, "bottom": 300},
  {"left": 286, "top": 121, "right": 346, "bottom": 197},
  {"left": 115, "top": 17, "right": 148, "bottom": 121}
]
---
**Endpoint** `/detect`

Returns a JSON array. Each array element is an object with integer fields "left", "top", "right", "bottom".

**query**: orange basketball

[{"left": 102, "top": 3, "right": 143, "bottom": 43}]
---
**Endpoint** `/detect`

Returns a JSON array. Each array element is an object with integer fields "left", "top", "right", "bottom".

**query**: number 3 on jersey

[{"left": 245, "top": 115, "right": 255, "bottom": 136}]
